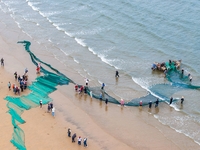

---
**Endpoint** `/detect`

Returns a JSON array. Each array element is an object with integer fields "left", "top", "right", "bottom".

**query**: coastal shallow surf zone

[{"left": 1, "top": 0, "right": 200, "bottom": 150}]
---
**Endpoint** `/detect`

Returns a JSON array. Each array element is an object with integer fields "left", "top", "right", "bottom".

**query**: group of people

[
  {"left": 181, "top": 69, "right": 192, "bottom": 82},
  {"left": 9, "top": 69, "right": 29, "bottom": 95},
  {"left": 39, "top": 100, "right": 55, "bottom": 117},
  {"left": 67, "top": 128, "right": 88, "bottom": 147},
  {"left": 145, "top": 96, "right": 184, "bottom": 109}
]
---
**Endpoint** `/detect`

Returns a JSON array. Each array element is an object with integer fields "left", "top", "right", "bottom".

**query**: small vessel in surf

[{"left": 151, "top": 60, "right": 181, "bottom": 72}]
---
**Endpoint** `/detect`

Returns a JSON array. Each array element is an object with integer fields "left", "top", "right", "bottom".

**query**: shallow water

[{"left": 1, "top": 0, "right": 200, "bottom": 146}]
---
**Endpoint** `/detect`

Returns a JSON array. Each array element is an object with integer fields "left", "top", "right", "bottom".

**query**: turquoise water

[{"left": 1, "top": 0, "right": 200, "bottom": 147}]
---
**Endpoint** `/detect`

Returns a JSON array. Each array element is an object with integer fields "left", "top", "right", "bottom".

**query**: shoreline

[{"left": 0, "top": 9, "right": 200, "bottom": 150}]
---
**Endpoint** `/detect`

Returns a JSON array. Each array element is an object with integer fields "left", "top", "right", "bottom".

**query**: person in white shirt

[{"left": 52, "top": 107, "right": 55, "bottom": 117}]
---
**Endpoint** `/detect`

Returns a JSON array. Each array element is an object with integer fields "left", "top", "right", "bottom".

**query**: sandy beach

[{"left": 0, "top": 9, "right": 200, "bottom": 150}]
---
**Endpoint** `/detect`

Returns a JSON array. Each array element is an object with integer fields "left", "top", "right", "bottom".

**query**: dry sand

[{"left": 0, "top": 10, "right": 200, "bottom": 150}]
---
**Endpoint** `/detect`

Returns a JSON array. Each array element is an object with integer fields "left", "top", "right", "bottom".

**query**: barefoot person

[
  {"left": 8, "top": 81, "right": 11, "bottom": 90},
  {"left": 170, "top": 97, "right": 173, "bottom": 105},
  {"left": 115, "top": 70, "right": 119, "bottom": 78},
  {"left": 68, "top": 128, "right": 71, "bottom": 137},
  {"left": 181, "top": 96, "right": 184, "bottom": 104},
  {"left": 120, "top": 99, "right": 124, "bottom": 106},
  {"left": 1, "top": 58, "right": 4, "bottom": 66},
  {"left": 83, "top": 137, "right": 88, "bottom": 147},
  {"left": 72, "top": 133, "right": 76, "bottom": 143},
  {"left": 155, "top": 99, "right": 159, "bottom": 108},
  {"left": 39, "top": 100, "right": 42, "bottom": 108}
]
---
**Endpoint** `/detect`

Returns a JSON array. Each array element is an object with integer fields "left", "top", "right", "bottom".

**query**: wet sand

[{"left": 0, "top": 10, "right": 200, "bottom": 150}]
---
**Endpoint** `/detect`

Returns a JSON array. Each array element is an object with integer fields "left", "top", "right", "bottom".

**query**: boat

[{"left": 151, "top": 60, "right": 181, "bottom": 72}]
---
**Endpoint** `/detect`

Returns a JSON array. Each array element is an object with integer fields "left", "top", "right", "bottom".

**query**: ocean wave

[
  {"left": 70, "top": 27, "right": 105, "bottom": 36},
  {"left": 27, "top": 1, "right": 39, "bottom": 11},
  {"left": 75, "top": 38, "right": 87, "bottom": 47},
  {"left": 88, "top": 47, "right": 96, "bottom": 55}
]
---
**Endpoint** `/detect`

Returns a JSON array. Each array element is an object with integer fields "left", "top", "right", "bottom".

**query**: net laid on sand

[{"left": 4, "top": 41, "right": 200, "bottom": 149}]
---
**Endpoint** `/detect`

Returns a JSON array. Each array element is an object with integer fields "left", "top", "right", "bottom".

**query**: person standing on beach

[
  {"left": 155, "top": 99, "right": 159, "bottom": 108},
  {"left": 85, "top": 78, "right": 89, "bottom": 86},
  {"left": 68, "top": 128, "right": 71, "bottom": 137},
  {"left": 47, "top": 103, "right": 51, "bottom": 112},
  {"left": 181, "top": 96, "right": 184, "bottom": 104},
  {"left": 1, "top": 58, "right": 4, "bottom": 66},
  {"left": 78, "top": 136, "right": 82, "bottom": 145},
  {"left": 39, "top": 100, "right": 42, "bottom": 108},
  {"left": 83, "top": 137, "right": 87, "bottom": 147},
  {"left": 90, "top": 90, "right": 93, "bottom": 98},
  {"left": 14, "top": 72, "right": 17, "bottom": 80},
  {"left": 75, "top": 84, "right": 78, "bottom": 92},
  {"left": 105, "top": 98, "right": 108, "bottom": 105},
  {"left": 115, "top": 70, "right": 119, "bottom": 78},
  {"left": 99, "top": 93, "right": 102, "bottom": 100},
  {"left": 52, "top": 107, "right": 55, "bottom": 117},
  {"left": 170, "top": 97, "right": 173, "bottom": 105},
  {"left": 139, "top": 100, "right": 143, "bottom": 106},
  {"left": 50, "top": 102, "right": 53, "bottom": 111},
  {"left": 148, "top": 101, "right": 152, "bottom": 108},
  {"left": 8, "top": 82, "right": 11, "bottom": 90},
  {"left": 120, "top": 99, "right": 124, "bottom": 106},
  {"left": 72, "top": 133, "right": 76, "bottom": 143},
  {"left": 101, "top": 83, "right": 105, "bottom": 90}
]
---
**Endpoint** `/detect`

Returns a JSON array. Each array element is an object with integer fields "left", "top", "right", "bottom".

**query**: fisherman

[
  {"left": 75, "top": 84, "right": 78, "bottom": 91},
  {"left": 139, "top": 100, "right": 143, "bottom": 106},
  {"left": 181, "top": 69, "right": 184, "bottom": 74},
  {"left": 39, "top": 100, "right": 42, "bottom": 108},
  {"left": 169, "top": 60, "right": 172, "bottom": 65},
  {"left": 68, "top": 128, "right": 71, "bottom": 137},
  {"left": 78, "top": 136, "right": 82, "bottom": 145},
  {"left": 115, "top": 70, "right": 119, "bottom": 78},
  {"left": 155, "top": 99, "right": 159, "bottom": 108},
  {"left": 1, "top": 58, "right": 4, "bottom": 66},
  {"left": 72, "top": 133, "right": 76, "bottom": 143},
  {"left": 170, "top": 97, "right": 173, "bottom": 105},
  {"left": 164, "top": 69, "right": 167, "bottom": 77},
  {"left": 181, "top": 96, "right": 184, "bottom": 104},
  {"left": 189, "top": 76, "right": 192, "bottom": 82},
  {"left": 101, "top": 83, "right": 105, "bottom": 90},
  {"left": 151, "top": 63, "right": 157, "bottom": 70},
  {"left": 148, "top": 101, "right": 152, "bottom": 109},
  {"left": 83, "top": 137, "right": 88, "bottom": 147},
  {"left": 188, "top": 73, "right": 191, "bottom": 77},
  {"left": 120, "top": 99, "right": 124, "bottom": 106},
  {"left": 105, "top": 98, "right": 108, "bottom": 105},
  {"left": 85, "top": 78, "right": 89, "bottom": 86}
]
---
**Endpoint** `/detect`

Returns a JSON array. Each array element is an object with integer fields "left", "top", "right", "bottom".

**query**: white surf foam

[{"left": 75, "top": 38, "right": 87, "bottom": 47}]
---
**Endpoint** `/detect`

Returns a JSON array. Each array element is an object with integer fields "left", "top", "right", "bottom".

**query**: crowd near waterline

[{"left": 2, "top": 58, "right": 186, "bottom": 148}]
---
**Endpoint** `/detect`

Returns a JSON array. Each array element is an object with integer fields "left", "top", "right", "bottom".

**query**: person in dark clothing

[
  {"left": 155, "top": 99, "right": 159, "bottom": 108},
  {"left": 105, "top": 98, "right": 108, "bottom": 105},
  {"left": 148, "top": 101, "right": 152, "bottom": 109},
  {"left": 72, "top": 133, "right": 76, "bottom": 143},
  {"left": 181, "top": 69, "right": 184, "bottom": 74},
  {"left": 115, "top": 70, "right": 119, "bottom": 78},
  {"left": 181, "top": 96, "right": 184, "bottom": 104},
  {"left": 101, "top": 83, "right": 105, "bottom": 90},
  {"left": 14, "top": 72, "right": 17, "bottom": 80},
  {"left": 170, "top": 97, "right": 173, "bottom": 105},
  {"left": 1, "top": 58, "right": 4, "bottom": 66},
  {"left": 50, "top": 102, "right": 53, "bottom": 111},
  {"left": 83, "top": 137, "right": 87, "bottom": 147},
  {"left": 47, "top": 103, "right": 51, "bottom": 113},
  {"left": 68, "top": 128, "right": 71, "bottom": 137}
]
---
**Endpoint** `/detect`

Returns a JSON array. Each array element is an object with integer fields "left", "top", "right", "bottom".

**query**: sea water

[{"left": 1, "top": 0, "right": 200, "bottom": 145}]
